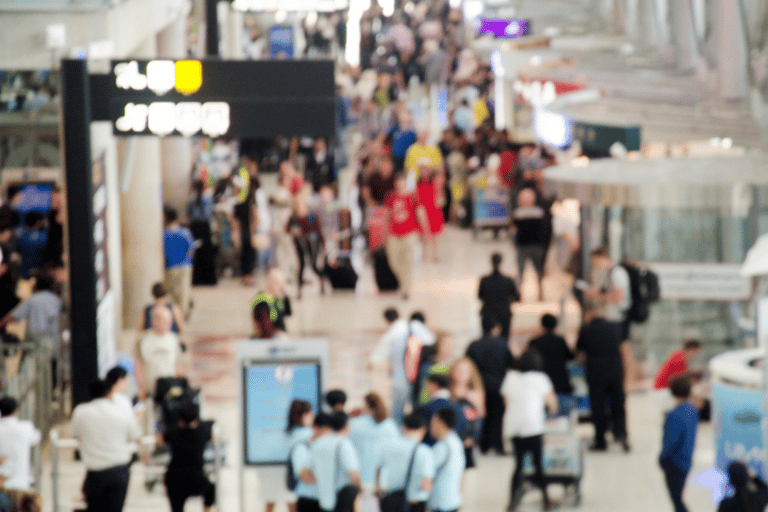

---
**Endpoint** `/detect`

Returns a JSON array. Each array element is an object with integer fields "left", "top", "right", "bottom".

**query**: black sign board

[{"left": 90, "top": 59, "right": 335, "bottom": 139}]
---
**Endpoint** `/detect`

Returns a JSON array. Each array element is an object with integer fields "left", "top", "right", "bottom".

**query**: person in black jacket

[
  {"left": 576, "top": 303, "right": 630, "bottom": 452},
  {"left": 528, "top": 314, "right": 574, "bottom": 415},
  {"left": 161, "top": 402, "right": 216, "bottom": 512},
  {"left": 478, "top": 253, "right": 520, "bottom": 340},
  {"left": 466, "top": 316, "right": 514, "bottom": 455},
  {"left": 719, "top": 461, "right": 768, "bottom": 512}
]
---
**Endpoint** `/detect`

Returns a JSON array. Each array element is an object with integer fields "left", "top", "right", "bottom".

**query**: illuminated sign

[
  {"left": 478, "top": 18, "right": 531, "bottom": 38},
  {"left": 534, "top": 108, "right": 573, "bottom": 148},
  {"left": 102, "top": 59, "right": 335, "bottom": 138}
]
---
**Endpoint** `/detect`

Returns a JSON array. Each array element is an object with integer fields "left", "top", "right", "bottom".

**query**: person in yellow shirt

[
  {"left": 404, "top": 131, "right": 444, "bottom": 176},
  {"left": 473, "top": 95, "right": 490, "bottom": 127}
]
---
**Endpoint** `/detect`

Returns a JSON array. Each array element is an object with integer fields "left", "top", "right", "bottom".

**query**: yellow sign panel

[{"left": 175, "top": 60, "right": 203, "bottom": 96}]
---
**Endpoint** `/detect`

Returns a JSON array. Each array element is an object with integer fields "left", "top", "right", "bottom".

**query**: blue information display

[
  {"left": 8, "top": 183, "right": 54, "bottom": 220},
  {"left": 712, "top": 382, "right": 765, "bottom": 478},
  {"left": 243, "top": 360, "right": 321, "bottom": 465},
  {"left": 269, "top": 26, "right": 295, "bottom": 59}
]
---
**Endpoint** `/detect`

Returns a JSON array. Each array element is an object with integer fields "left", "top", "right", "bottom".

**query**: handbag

[{"left": 379, "top": 445, "right": 418, "bottom": 512}]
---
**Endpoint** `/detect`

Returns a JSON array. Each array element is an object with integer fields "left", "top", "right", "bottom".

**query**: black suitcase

[
  {"left": 325, "top": 257, "right": 358, "bottom": 290},
  {"left": 373, "top": 248, "right": 399, "bottom": 291}
]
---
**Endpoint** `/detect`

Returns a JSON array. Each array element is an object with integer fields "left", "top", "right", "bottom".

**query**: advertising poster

[
  {"left": 269, "top": 26, "right": 295, "bottom": 59},
  {"left": 712, "top": 382, "right": 765, "bottom": 478},
  {"left": 243, "top": 360, "right": 321, "bottom": 465}
]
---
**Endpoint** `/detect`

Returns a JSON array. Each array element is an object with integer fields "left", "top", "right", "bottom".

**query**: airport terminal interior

[{"left": 2, "top": 0, "right": 768, "bottom": 511}]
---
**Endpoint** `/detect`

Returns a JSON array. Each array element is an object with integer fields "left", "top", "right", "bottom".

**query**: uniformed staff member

[{"left": 251, "top": 269, "right": 292, "bottom": 331}]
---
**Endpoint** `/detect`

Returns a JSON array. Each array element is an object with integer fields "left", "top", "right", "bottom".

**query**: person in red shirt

[
  {"left": 654, "top": 340, "right": 701, "bottom": 390},
  {"left": 415, "top": 161, "right": 445, "bottom": 264},
  {"left": 385, "top": 173, "right": 419, "bottom": 299}
]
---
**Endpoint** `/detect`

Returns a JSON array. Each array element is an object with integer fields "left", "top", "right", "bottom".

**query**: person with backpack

[
  {"left": 376, "top": 413, "right": 434, "bottom": 512},
  {"left": 587, "top": 247, "right": 632, "bottom": 342}
]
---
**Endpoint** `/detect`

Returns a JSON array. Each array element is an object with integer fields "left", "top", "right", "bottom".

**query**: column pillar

[
  {"left": 715, "top": 0, "right": 749, "bottom": 100},
  {"left": 120, "top": 37, "right": 164, "bottom": 329},
  {"left": 223, "top": 3, "right": 244, "bottom": 58},
  {"left": 158, "top": 17, "right": 194, "bottom": 218},
  {"left": 672, "top": 0, "right": 698, "bottom": 71},
  {"left": 636, "top": 0, "right": 659, "bottom": 51}
]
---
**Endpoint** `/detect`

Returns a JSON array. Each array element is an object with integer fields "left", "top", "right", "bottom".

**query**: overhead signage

[
  {"left": 478, "top": 18, "right": 531, "bottom": 38},
  {"left": 646, "top": 263, "right": 752, "bottom": 301},
  {"left": 100, "top": 59, "right": 335, "bottom": 138},
  {"left": 232, "top": 0, "right": 348, "bottom": 11},
  {"left": 514, "top": 77, "right": 587, "bottom": 107}
]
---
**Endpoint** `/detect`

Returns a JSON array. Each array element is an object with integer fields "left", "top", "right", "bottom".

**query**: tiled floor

[{"left": 41, "top": 226, "right": 719, "bottom": 511}]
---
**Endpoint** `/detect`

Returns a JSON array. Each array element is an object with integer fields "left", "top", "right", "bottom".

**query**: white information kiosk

[{"left": 237, "top": 339, "right": 329, "bottom": 511}]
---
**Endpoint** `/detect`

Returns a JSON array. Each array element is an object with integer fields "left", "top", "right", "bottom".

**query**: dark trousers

[
  {"left": 298, "top": 497, "right": 321, "bottom": 512},
  {"left": 294, "top": 237, "right": 324, "bottom": 289},
  {"left": 480, "top": 389, "right": 505, "bottom": 454},
  {"left": 588, "top": 376, "right": 627, "bottom": 447},
  {"left": 516, "top": 244, "right": 545, "bottom": 290},
  {"left": 662, "top": 465, "right": 689, "bottom": 512},
  {"left": 84, "top": 464, "right": 130, "bottom": 512},
  {"left": 165, "top": 471, "right": 216, "bottom": 512},
  {"left": 480, "top": 312, "right": 512, "bottom": 340},
  {"left": 408, "top": 502, "right": 426, "bottom": 512},
  {"left": 510, "top": 435, "right": 549, "bottom": 505}
]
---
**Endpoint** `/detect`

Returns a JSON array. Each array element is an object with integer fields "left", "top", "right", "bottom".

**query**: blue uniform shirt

[
  {"left": 289, "top": 427, "right": 316, "bottom": 499},
  {"left": 429, "top": 432, "right": 465, "bottom": 512},
  {"left": 163, "top": 226, "right": 194, "bottom": 268},
  {"left": 377, "top": 436, "right": 434, "bottom": 503},
  {"left": 309, "top": 435, "right": 359, "bottom": 511},
  {"left": 16, "top": 227, "right": 47, "bottom": 279},
  {"left": 659, "top": 402, "right": 699, "bottom": 472}
]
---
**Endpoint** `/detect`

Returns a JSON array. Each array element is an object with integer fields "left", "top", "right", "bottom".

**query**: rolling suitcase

[
  {"left": 325, "top": 257, "right": 358, "bottom": 290},
  {"left": 373, "top": 248, "right": 399, "bottom": 291}
]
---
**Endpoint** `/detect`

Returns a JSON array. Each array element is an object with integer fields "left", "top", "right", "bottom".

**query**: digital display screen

[{"left": 242, "top": 360, "right": 322, "bottom": 465}]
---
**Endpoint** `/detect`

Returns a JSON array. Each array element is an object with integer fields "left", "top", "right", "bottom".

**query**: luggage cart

[
  {"left": 522, "top": 411, "right": 585, "bottom": 506},
  {"left": 471, "top": 185, "right": 510, "bottom": 239}
]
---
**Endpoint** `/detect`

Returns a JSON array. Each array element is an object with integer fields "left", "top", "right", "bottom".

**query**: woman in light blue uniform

[
  {"left": 275, "top": 400, "right": 314, "bottom": 512},
  {"left": 349, "top": 393, "right": 399, "bottom": 489}
]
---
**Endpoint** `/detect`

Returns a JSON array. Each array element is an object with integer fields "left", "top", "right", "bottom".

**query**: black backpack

[
  {"left": 286, "top": 442, "right": 307, "bottom": 491},
  {"left": 621, "top": 262, "right": 660, "bottom": 323}
]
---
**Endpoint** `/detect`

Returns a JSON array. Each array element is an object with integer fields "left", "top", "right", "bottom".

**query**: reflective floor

[{"left": 43, "top": 226, "right": 718, "bottom": 511}]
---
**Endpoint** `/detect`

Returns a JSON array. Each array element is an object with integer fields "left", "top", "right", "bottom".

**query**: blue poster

[
  {"left": 712, "top": 382, "right": 765, "bottom": 478},
  {"left": 269, "top": 26, "right": 294, "bottom": 59},
  {"left": 243, "top": 361, "right": 321, "bottom": 465}
]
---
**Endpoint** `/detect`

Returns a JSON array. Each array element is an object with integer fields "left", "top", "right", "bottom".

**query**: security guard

[{"left": 251, "top": 269, "right": 291, "bottom": 331}]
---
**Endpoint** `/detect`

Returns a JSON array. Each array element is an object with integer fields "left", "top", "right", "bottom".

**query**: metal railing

[{"left": 0, "top": 335, "right": 69, "bottom": 438}]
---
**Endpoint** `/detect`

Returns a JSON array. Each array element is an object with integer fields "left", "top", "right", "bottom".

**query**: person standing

[
  {"left": 288, "top": 188, "right": 326, "bottom": 299},
  {"left": 138, "top": 283, "right": 185, "bottom": 335},
  {"left": 0, "top": 397, "right": 41, "bottom": 491},
  {"left": 385, "top": 173, "right": 419, "bottom": 300},
  {"left": 511, "top": 188, "right": 547, "bottom": 301},
  {"left": 404, "top": 132, "right": 444, "bottom": 177},
  {"left": 349, "top": 393, "right": 398, "bottom": 489},
  {"left": 528, "top": 314, "right": 574, "bottom": 415},
  {"left": 369, "top": 308, "right": 410, "bottom": 425},
  {"left": 376, "top": 413, "right": 434, "bottom": 512},
  {"left": 576, "top": 304, "right": 630, "bottom": 452},
  {"left": 294, "top": 413, "right": 332, "bottom": 512},
  {"left": 659, "top": 376, "right": 699, "bottom": 512},
  {"left": 72, "top": 379, "right": 141, "bottom": 512},
  {"left": 478, "top": 253, "right": 520, "bottom": 340},
  {"left": 465, "top": 316, "right": 514, "bottom": 455},
  {"left": 163, "top": 206, "right": 194, "bottom": 318},
  {"left": 501, "top": 350, "right": 558, "bottom": 512},
  {"left": 161, "top": 402, "right": 216, "bottom": 512},
  {"left": 428, "top": 408, "right": 466, "bottom": 512},
  {"left": 136, "top": 307, "right": 184, "bottom": 401},
  {"left": 417, "top": 374, "right": 465, "bottom": 446},
  {"left": 415, "top": 165, "right": 445, "bottom": 264}
]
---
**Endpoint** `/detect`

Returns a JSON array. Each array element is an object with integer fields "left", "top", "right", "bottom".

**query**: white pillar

[
  {"left": 716, "top": 0, "right": 749, "bottom": 100},
  {"left": 157, "top": 17, "right": 194, "bottom": 218},
  {"left": 672, "top": 0, "right": 698, "bottom": 71},
  {"left": 637, "top": 0, "right": 659, "bottom": 51},
  {"left": 120, "top": 37, "right": 165, "bottom": 329},
  {"left": 225, "top": 4, "right": 244, "bottom": 59}
]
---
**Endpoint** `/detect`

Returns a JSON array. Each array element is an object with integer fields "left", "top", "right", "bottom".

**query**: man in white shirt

[
  {"left": 588, "top": 247, "right": 631, "bottom": 340},
  {"left": 0, "top": 397, "right": 41, "bottom": 491},
  {"left": 72, "top": 379, "right": 142, "bottom": 512},
  {"left": 137, "top": 307, "right": 183, "bottom": 400},
  {"left": 369, "top": 308, "right": 410, "bottom": 425}
]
